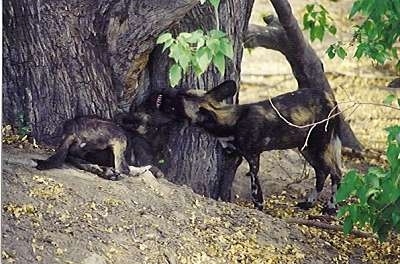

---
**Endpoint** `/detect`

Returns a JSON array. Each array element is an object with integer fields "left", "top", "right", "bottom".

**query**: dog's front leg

[{"left": 244, "top": 153, "right": 264, "bottom": 210}]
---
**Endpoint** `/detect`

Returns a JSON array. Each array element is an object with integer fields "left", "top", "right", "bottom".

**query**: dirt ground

[{"left": 2, "top": 0, "right": 400, "bottom": 263}]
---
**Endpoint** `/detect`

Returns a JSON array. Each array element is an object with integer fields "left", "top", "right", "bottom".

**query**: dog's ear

[
  {"left": 197, "top": 107, "right": 218, "bottom": 124},
  {"left": 205, "top": 80, "right": 237, "bottom": 102}
]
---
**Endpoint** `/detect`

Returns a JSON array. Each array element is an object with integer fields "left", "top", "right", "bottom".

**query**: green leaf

[
  {"left": 393, "top": 211, "right": 400, "bottom": 226},
  {"left": 328, "top": 25, "right": 337, "bottom": 35},
  {"left": 336, "top": 170, "right": 360, "bottom": 202},
  {"left": 162, "top": 39, "right": 174, "bottom": 52},
  {"left": 213, "top": 52, "right": 225, "bottom": 75},
  {"left": 157, "top": 33, "right": 172, "bottom": 44},
  {"left": 349, "top": 1, "right": 362, "bottom": 18},
  {"left": 310, "top": 25, "right": 324, "bottom": 42},
  {"left": 206, "top": 38, "right": 221, "bottom": 55},
  {"left": 195, "top": 47, "right": 212, "bottom": 74},
  {"left": 354, "top": 44, "right": 367, "bottom": 59},
  {"left": 219, "top": 39, "right": 233, "bottom": 59},
  {"left": 168, "top": 43, "right": 182, "bottom": 62},
  {"left": 365, "top": 171, "right": 381, "bottom": 188},
  {"left": 208, "top": 0, "right": 220, "bottom": 9},
  {"left": 327, "top": 45, "right": 336, "bottom": 59},
  {"left": 383, "top": 94, "right": 396, "bottom": 105},
  {"left": 306, "top": 4, "right": 315, "bottom": 13},
  {"left": 343, "top": 217, "right": 353, "bottom": 235},
  {"left": 178, "top": 32, "right": 192, "bottom": 40},
  {"left": 303, "top": 13, "right": 311, "bottom": 30},
  {"left": 169, "top": 64, "right": 182, "bottom": 87},
  {"left": 387, "top": 143, "right": 400, "bottom": 169},
  {"left": 337, "top": 206, "right": 349, "bottom": 218},
  {"left": 186, "top": 30, "right": 204, "bottom": 44},
  {"left": 337, "top": 47, "right": 347, "bottom": 59},
  {"left": 209, "top": 30, "right": 226, "bottom": 38}
]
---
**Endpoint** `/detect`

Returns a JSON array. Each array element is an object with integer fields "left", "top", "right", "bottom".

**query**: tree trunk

[
  {"left": 3, "top": 0, "right": 253, "bottom": 200},
  {"left": 3, "top": 0, "right": 198, "bottom": 144},
  {"left": 145, "top": 0, "right": 254, "bottom": 200}
]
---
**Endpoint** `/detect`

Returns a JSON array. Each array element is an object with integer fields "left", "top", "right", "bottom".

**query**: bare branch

[
  {"left": 244, "top": 16, "right": 287, "bottom": 52},
  {"left": 286, "top": 218, "right": 374, "bottom": 239}
]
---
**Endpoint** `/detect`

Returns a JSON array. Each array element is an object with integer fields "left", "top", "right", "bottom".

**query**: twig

[
  {"left": 286, "top": 217, "right": 374, "bottom": 238},
  {"left": 268, "top": 97, "right": 357, "bottom": 130},
  {"left": 301, "top": 123, "right": 317, "bottom": 151},
  {"left": 357, "top": 102, "right": 400, "bottom": 111},
  {"left": 324, "top": 104, "right": 339, "bottom": 132}
]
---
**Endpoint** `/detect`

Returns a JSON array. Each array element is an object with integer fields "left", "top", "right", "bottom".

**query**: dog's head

[{"left": 155, "top": 80, "right": 237, "bottom": 123}]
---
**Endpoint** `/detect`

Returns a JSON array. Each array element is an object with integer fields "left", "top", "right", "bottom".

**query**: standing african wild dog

[
  {"left": 157, "top": 80, "right": 342, "bottom": 214},
  {"left": 34, "top": 112, "right": 166, "bottom": 180}
]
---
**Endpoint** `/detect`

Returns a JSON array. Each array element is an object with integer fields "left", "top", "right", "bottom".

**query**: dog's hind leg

[
  {"left": 244, "top": 153, "right": 264, "bottom": 210},
  {"left": 110, "top": 138, "right": 130, "bottom": 175},
  {"left": 321, "top": 135, "right": 342, "bottom": 215},
  {"left": 297, "top": 148, "right": 328, "bottom": 210},
  {"left": 35, "top": 134, "right": 75, "bottom": 170},
  {"left": 66, "top": 156, "right": 122, "bottom": 181}
]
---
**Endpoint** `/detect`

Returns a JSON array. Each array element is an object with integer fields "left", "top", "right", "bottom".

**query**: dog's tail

[
  {"left": 34, "top": 134, "right": 76, "bottom": 170},
  {"left": 331, "top": 107, "right": 342, "bottom": 173}
]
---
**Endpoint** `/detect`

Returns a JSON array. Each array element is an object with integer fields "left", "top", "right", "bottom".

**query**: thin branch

[
  {"left": 301, "top": 123, "right": 317, "bottom": 151},
  {"left": 286, "top": 218, "right": 374, "bottom": 239},
  {"left": 268, "top": 97, "right": 357, "bottom": 129},
  {"left": 357, "top": 102, "right": 400, "bottom": 111},
  {"left": 324, "top": 104, "right": 340, "bottom": 132}
]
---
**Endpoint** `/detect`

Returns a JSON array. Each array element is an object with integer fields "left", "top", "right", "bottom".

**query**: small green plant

[
  {"left": 16, "top": 113, "right": 31, "bottom": 136},
  {"left": 336, "top": 121, "right": 400, "bottom": 241},
  {"left": 156, "top": 0, "right": 233, "bottom": 87}
]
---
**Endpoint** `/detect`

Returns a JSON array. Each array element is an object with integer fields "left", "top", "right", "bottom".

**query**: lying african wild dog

[
  {"left": 157, "top": 80, "right": 342, "bottom": 214},
  {"left": 34, "top": 112, "right": 166, "bottom": 180}
]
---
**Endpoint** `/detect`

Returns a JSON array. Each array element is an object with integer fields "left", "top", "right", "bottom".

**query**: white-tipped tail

[{"left": 332, "top": 135, "right": 342, "bottom": 171}]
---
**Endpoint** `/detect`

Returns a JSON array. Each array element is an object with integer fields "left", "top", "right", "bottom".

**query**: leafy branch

[
  {"left": 335, "top": 94, "right": 400, "bottom": 241},
  {"left": 336, "top": 125, "right": 400, "bottom": 241},
  {"left": 156, "top": 0, "right": 233, "bottom": 87},
  {"left": 303, "top": 1, "right": 400, "bottom": 68}
]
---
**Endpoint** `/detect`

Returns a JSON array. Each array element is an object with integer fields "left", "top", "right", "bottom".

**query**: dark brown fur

[
  {"left": 35, "top": 112, "right": 167, "bottom": 180},
  {"left": 158, "top": 81, "right": 342, "bottom": 214}
]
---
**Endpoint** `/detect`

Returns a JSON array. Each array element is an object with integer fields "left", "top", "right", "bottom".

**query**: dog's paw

[
  {"left": 104, "top": 168, "right": 122, "bottom": 181},
  {"left": 321, "top": 206, "right": 337, "bottom": 215},
  {"left": 296, "top": 201, "right": 314, "bottom": 210}
]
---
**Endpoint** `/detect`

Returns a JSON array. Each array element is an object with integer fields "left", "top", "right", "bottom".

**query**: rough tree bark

[
  {"left": 244, "top": 0, "right": 363, "bottom": 151},
  {"left": 3, "top": 0, "right": 198, "bottom": 143},
  {"left": 3, "top": 0, "right": 253, "bottom": 201}
]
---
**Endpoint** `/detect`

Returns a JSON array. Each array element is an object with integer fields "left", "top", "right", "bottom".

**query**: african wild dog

[
  {"left": 157, "top": 80, "right": 342, "bottom": 214},
  {"left": 34, "top": 111, "right": 166, "bottom": 180}
]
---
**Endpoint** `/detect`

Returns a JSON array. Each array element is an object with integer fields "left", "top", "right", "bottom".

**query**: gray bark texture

[
  {"left": 244, "top": 0, "right": 363, "bottom": 151},
  {"left": 3, "top": 0, "right": 198, "bottom": 143},
  {"left": 3, "top": 0, "right": 253, "bottom": 200}
]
